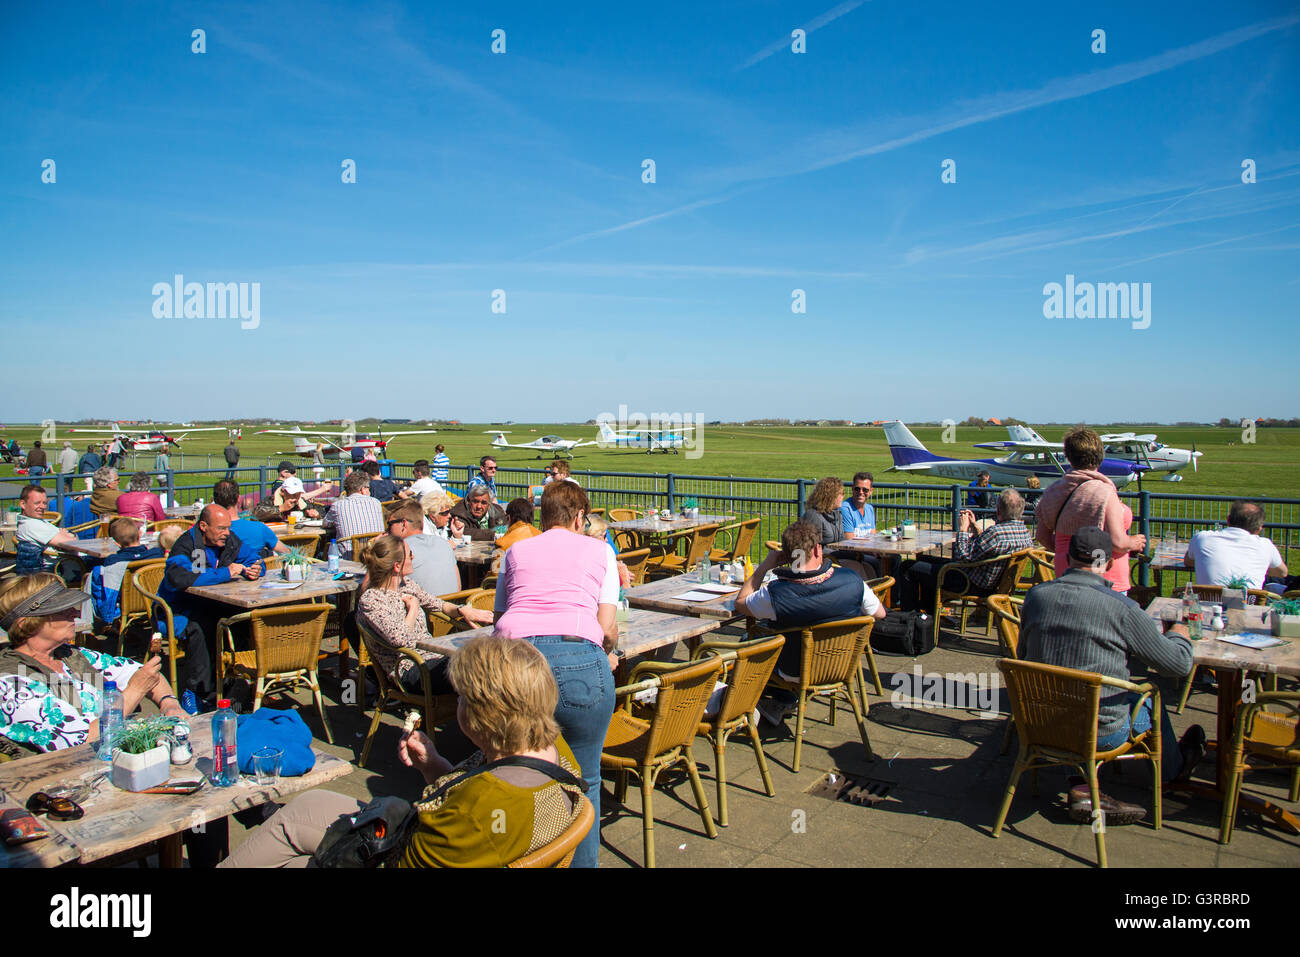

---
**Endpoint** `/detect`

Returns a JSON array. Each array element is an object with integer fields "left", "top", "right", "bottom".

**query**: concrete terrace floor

[{"left": 228, "top": 621, "right": 1300, "bottom": 869}]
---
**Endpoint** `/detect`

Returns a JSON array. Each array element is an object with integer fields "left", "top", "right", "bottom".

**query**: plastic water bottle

[
  {"left": 97, "top": 680, "right": 123, "bottom": 761},
  {"left": 700, "top": 554, "right": 711, "bottom": 583},
  {"left": 1181, "top": 583, "right": 1203, "bottom": 640},
  {"left": 327, "top": 540, "right": 340, "bottom": 574},
  {"left": 211, "top": 699, "right": 239, "bottom": 787}
]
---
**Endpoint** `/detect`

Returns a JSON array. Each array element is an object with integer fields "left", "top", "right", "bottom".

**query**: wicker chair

[
  {"left": 466, "top": 589, "right": 496, "bottom": 612},
  {"left": 1220, "top": 691, "right": 1300, "bottom": 844},
  {"left": 766, "top": 616, "right": 878, "bottom": 772},
  {"left": 423, "top": 588, "right": 485, "bottom": 638},
  {"left": 96, "top": 515, "right": 126, "bottom": 538},
  {"left": 506, "top": 795, "right": 595, "bottom": 868},
  {"left": 41, "top": 511, "right": 61, "bottom": 525},
  {"left": 132, "top": 564, "right": 184, "bottom": 691},
  {"left": 690, "top": 636, "right": 785, "bottom": 827},
  {"left": 607, "top": 508, "right": 641, "bottom": 522},
  {"left": 1014, "top": 548, "right": 1056, "bottom": 595},
  {"left": 148, "top": 518, "right": 192, "bottom": 533},
  {"left": 619, "top": 547, "right": 651, "bottom": 587},
  {"left": 114, "top": 558, "right": 167, "bottom": 655},
  {"left": 936, "top": 548, "right": 1034, "bottom": 637},
  {"left": 993, "top": 658, "right": 1163, "bottom": 868},
  {"left": 277, "top": 533, "right": 321, "bottom": 559},
  {"left": 64, "top": 518, "right": 103, "bottom": 537},
  {"left": 601, "top": 657, "right": 724, "bottom": 868},
  {"left": 708, "top": 518, "right": 760, "bottom": 564},
  {"left": 857, "top": 576, "right": 896, "bottom": 695},
  {"left": 645, "top": 524, "right": 720, "bottom": 579},
  {"left": 986, "top": 593, "right": 1024, "bottom": 753},
  {"left": 355, "top": 619, "right": 458, "bottom": 767},
  {"left": 338, "top": 530, "right": 380, "bottom": 560},
  {"left": 215, "top": 603, "right": 334, "bottom": 744}
]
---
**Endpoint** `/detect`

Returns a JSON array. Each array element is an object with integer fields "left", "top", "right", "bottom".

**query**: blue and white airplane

[{"left": 883, "top": 421, "right": 1145, "bottom": 488}]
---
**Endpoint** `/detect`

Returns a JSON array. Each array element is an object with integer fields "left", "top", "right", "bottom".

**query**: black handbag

[
  {"left": 307, "top": 755, "right": 584, "bottom": 868},
  {"left": 870, "top": 609, "right": 936, "bottom": 657}
]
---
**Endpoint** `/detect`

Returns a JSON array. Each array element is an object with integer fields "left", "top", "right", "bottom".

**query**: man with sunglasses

[
  {"left": 838, "top": 471, "right": 882, "bottom": 578},
  {"left": 385, "top": 500, "right": 461, "bottom": 595},
  {"left": 465, "top": 456, "right": 499, "bottom": 503}
]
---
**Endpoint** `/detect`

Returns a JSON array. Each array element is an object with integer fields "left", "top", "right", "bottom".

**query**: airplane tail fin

[
  {"left": 597, "top": 422, "right": 617, "bottom": 445},
  {"left": 883, "top": 421, "right": 944, "bottom": 467}
]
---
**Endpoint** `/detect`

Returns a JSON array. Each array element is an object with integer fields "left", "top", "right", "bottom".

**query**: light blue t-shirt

[
  {"left": 232, "top": 518, "right": 280, "bottom": 557},
  {"left": 839, "top": 500, "right": 876, "bottom": 534}
]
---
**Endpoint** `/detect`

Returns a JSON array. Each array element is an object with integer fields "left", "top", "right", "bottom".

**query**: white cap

[{"left": 281, "top": 476, "right": 305, "bottom": 494}]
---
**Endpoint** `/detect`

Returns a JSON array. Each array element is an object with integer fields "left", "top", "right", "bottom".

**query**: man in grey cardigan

[{"left": 1019, "top": 527, "right": 1204, "bottom": 822}]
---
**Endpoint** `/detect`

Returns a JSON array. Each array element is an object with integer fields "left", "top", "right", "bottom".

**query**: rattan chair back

[
  {"left": 249, "top": 604, "right": 330, "bottom": 674},
  {"left": 507, "top": 795, "right": 595, "bottom": 868},
  {"left": 118, "top": 558, "right": 166, "bottom": 629},
  {"left": 148, "top": 519, "right": 192, "bottom": 533},
  {"left": 466, "top": 589, "right": 496, "bottom": 612},
  {"left": 607, "top": 508, "right": 641, "bottom": 522},
  {"left": 640, "top": 657, "right": 725, "bottom": 759},
  {"left": 986, "top": 594, "right": 1022, "bottom": 659},
  {"left": 997, "top": 658, "right": 1103, "bottom": 758},
  {"left": 795, "top": 617, "right": 875, "bottom": 687},
  {"left": 277, "top": 533, "right": 320, "bottom": 558},
  {"left": 619, "top": 548, "right": 651, "bottom": 586},
  {"left": 695, "top": 636, "right": 785, "bottom": 726}
]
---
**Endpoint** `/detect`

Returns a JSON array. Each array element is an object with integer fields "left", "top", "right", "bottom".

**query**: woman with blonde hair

[
  {"left": 420, "top": 490, "right": 465, "bottom": 540},
  {"left": 221, "top": 635, "right": 587, "bottom": 868},
  {"left": 355, "top": 535, "right": 493, "bottom": 694}
]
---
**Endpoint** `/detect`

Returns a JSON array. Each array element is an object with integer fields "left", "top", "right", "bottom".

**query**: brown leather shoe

[{"left": 1067, "top": 782, "right": 1146, "bottom": 825}]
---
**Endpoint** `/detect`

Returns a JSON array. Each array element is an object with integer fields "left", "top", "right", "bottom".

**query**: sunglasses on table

[{"left": 26, "top": 791, "right": 84, "bottom": 821}]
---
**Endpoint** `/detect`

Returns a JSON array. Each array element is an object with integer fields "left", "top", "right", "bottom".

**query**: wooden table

[
  {"left": 187, "top": 560, "right": 365, "bottom": 609},
  {"left": 452, "top": 540, "right": 496, "bottom": 565},
  {"left": 831, "top": 529, "right": 956, "bottom": 605},
  {"left": 0, "top": 716, "right": 352, "bottom": 867},
  {"left": 414, "top": 607, "right": 725, "bottom": 660},
  {"left": 1146, "top": 597, "right": 1300, "bottom": 836},
  {"left": 1142, "top": 540, "right": 1189, "bottom": 592},
  {"left": 625, "top": 574, "right": 740, "bottom": 620},
  {"left": 608, "top": 514, "right": 735, "bottom": 536},
  {"left": 52, "top": 537, "right": 121, "bottom": 559},
  {"left": 164, "top": 505, "right": 201, "bottom": 519}
]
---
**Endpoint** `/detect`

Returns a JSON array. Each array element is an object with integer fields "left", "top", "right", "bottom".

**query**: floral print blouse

[
  {"left": 0, "top": 647, "right": 143, "bottom": 753},
  {"left": 356, "top": 581, "right": 448, "bottom": 682}
]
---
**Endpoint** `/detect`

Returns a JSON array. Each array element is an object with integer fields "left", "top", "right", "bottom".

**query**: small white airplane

[
  {"left": 258, "top": 425, "right": 439, "bottom": 459},
  {"left": 884, "top": 421, "right": 1145, "bottom": 487},
  {"left": 1006, "top": 426, "right": 1202, "bottom": 482},
  {"left": 70, "top": 424, "right": 230, "bottom": 451},
  {"left": 596, "top": 421, "right": 696, "bottom": 454},
  {"left": 484, "top": 431, "right": 598, "bottom": 459}
]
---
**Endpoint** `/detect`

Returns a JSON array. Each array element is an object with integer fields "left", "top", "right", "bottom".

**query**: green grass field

[{"left": 3, "top": 422, "right": 1297, "bottom": 500}]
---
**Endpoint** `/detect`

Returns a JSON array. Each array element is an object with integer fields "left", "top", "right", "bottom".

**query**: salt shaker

[{"left": 170, "top": 723, "right": 193, "bottom": 764}]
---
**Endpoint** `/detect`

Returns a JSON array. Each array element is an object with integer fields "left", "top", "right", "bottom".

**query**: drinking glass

[{"left": 251, "top": 747, "right": 282, "bottom": 786}]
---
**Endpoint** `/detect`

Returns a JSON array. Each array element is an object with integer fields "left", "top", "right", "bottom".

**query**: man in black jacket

[{"left": 223, "top": 440, "right": 241, "bottom": 480}]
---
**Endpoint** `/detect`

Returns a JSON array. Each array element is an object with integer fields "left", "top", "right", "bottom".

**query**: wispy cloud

[
  {"left": 1105, "top": 223, "right": 1300, "bottom": 270},
  {"left": 526, "top": 193, "right": 746, "bottom": 256},
  {"left": 735, "top": 0, "right": 869, "bottom": 71}
]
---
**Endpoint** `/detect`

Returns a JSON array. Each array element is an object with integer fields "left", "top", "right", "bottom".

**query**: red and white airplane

[
  {"left": 70, "top": 424, "right": 231, "bottom": 451},
  {"left": 258, "top": 425, "right": 439, "bottom": 459}
]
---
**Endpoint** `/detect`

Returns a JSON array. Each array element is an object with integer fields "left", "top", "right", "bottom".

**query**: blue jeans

[
  {"left": 526, "top": 635, "right": 615, "bottom": 868},
  {"left": 1096, "top": 692, "right": 1182, "bottom": 781},
  {"left": 28, "top": 466, "right": 44, "bottom": 477}
]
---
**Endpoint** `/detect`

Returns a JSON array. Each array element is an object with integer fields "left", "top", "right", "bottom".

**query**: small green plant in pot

[
  {"left": 1221, "top": 574, "right": 1253, "bottom": 608},
  {"left": 281, "top": 546, "right": 311, "bottom": 581},
  {"left": 1271, "top": 598, "right": 1300, "bottom": 639},
  {"left": 111, "top": 715, "right": 183, "bottom": 791}
]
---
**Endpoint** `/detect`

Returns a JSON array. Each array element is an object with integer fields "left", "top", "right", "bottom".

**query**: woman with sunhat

[{"left": 0, "top": 573, "right": 186, "bottom": 754}]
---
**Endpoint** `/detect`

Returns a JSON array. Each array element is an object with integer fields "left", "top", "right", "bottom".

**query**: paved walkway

[{"left": 231, "top": 623, "right": 1300, "bottom": 868}]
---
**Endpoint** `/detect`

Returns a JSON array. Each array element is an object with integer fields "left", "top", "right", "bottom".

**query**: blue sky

[{"left": 2, "top": 0, "right": 1298, "bottom": 423}]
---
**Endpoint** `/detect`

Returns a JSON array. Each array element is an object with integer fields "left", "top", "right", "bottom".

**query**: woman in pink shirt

[
  {"left": 113, "top": 471, "right": 166, "bottom": 524},
  {"left": 493, "top": 481, "right": 618, "bottom": 868},
  {"left": 1035, "top": 428, "right": 1146, "bottom": 593}
]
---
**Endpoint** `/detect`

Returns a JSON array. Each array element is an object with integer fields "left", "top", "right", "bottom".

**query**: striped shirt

[
  {"left": 431, "top": 453, "right": 450, "bottom": 483},
  {"left": 324, "top": 494, "right": 383, "bottom": 557},
  {"left": 1019, "top": 569, "right": 1192, "bottom": 736},
  {"left": 953, "top": 520, "right": 1034, "bottom": 589}
]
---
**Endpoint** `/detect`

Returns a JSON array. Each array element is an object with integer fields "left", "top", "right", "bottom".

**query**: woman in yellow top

[
  {"left": 220, "top": 635, "right": 586, "bottom": 868},
  {"left": 495, "top": 498, "right": 543, "bottom": 551}
]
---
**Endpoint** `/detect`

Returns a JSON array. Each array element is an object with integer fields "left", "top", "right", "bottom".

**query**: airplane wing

[
  {"left": 258, "top": 428, "right": 349, "bottom": 437},
  {"left": 71, "top": 427, "right": 130, "bottom": 435},
  {"left": 1099, "top": 432, "right": 1138, "bottom": 443},
  {"left": 483, "top": 430, "right": 512, "bottom": 435},
  {"left": 623, "top": 425, "right": 697, "bottom": 434},
  {"left": 169, "top": 427, "right": 230, "bottom": 438},
  {"left": 974, "top": 440, "right": 1061, "bottom": 450}
]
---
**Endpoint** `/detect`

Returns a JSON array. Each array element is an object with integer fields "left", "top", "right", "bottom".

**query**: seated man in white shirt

[
  {"left": 400, "top": 460, "right": 445, "bottom": 500},
  {"left": 1184, "top": 500, "right": 1288, "bottom": 591},
  {"left": 385, "top": 500, "right": 462, "bottom": 596},
  {"left": 735, "top": 520, "right": 886, "bottom": 725},
  {"left": 13, "top": 485, "right": 76, "bottom": 574}
]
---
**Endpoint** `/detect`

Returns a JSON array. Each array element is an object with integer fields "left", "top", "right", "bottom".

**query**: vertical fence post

[
  {"left": 166, "top": 470, "right": 175, "bottom": 507},
  {"left": 258, "top": 466, "right": 267, "bottom": 503},
  {"left": 666, "top": 473, "right": 676, "bottom": 512},
  {"left": 951, "top": 485, "right": 961, "bottom": 535},
  {"left": 54, "top": 476, "right": 65, "bottom": 518},
  {"left": 1139, "top": 488, "right": 1151, "bottom": 588},
  {"left": 796, "top": 479, "right": 807, "bottom": 515}
]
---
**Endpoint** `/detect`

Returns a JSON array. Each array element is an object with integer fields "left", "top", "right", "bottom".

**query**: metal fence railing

[{"left": 7, "top": 463, "right": 1297, "bottom": 593}]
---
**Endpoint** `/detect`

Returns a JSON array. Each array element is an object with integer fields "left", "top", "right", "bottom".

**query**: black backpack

[{"left": 870, "top": 610, "right": 936, "bottom": 657}]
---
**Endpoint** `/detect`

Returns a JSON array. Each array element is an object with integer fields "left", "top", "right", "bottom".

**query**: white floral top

[{"left": 0, "top": 648, "right": 143, "bottom": 753}]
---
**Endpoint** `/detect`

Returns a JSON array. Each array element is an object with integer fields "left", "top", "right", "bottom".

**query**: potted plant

[
  {"left": 1271, "top": 598, "right": 1300, "bottom": 639},
  {"left": 110, "top": 716, "right": 182, "bottom": 791},
  {"left": 280, "top": 546, "right": 311, "bottom": 581},
  {"left": 1221, "top": 575, "right": 1252, "bottom": 609}
]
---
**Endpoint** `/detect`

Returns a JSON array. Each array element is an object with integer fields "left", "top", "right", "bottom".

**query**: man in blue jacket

[{"left": 159, "top": 505, "right": 264, "bottom": 705}]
